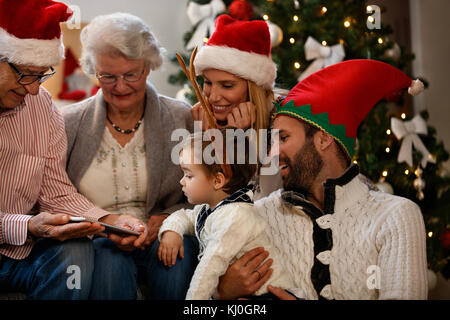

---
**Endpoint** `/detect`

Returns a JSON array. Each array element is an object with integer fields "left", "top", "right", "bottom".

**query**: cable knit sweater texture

[
  {"left": 159, "top": 201, "right": 293, "bottom": 300},
  {"left": 254, "top": 170, "right": 428, "bottom": 300}
]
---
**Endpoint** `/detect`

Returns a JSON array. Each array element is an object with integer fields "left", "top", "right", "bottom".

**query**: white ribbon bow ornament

[
  {"left": 391, "top": 114, "right": 436, "bottom": 168},
  {"left": 298, "top": 36, "right": 345, "bottom": 81},
  {"left": 186, "top": 0, "right": 226, "bottom": 50}
]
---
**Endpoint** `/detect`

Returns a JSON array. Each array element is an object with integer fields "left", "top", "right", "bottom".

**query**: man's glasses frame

[{"left": 8, "top": 62, "right": 55, "bottom": 85}]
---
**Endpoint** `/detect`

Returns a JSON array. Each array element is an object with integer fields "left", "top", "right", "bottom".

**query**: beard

[{"left": 281, "top": 138, "right": 323, "bottom": 195}]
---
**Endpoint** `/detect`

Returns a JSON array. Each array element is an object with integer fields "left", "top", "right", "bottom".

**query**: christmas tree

[{"left": 169, "top": 0, "right": 450, "bottom": 277}]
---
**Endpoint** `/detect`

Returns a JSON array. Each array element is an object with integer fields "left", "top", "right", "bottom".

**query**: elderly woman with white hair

[{"left": 62, "top": 12, "right": 197, "bottom": 299}]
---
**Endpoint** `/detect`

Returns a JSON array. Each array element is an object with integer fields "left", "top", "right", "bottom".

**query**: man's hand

[
  {"left": 158, "top": 230, "right": 184, "bottom": 267},
  {"left": 267, "top": 285, "right": 297, "bottom": 300},
  {"left": 99, "top": 214, "right": 148, "bottom": 251},
  {"left": 217, "top": 247, "right": 273, "bottom": 300},
  {"left": 28, "top": 212, "right": 104, "bottom": 241},
  {"left": 144, "top": 214, "right": 168, "bottom": 246}
]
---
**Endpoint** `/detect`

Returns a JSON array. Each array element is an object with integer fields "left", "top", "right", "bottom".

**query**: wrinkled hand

[
  {"left": 158, "top": 230, "right": 184, "bottom": 267},
  {"left": 100, "top": 214, "right": 148, "bottom": 251},
  {"left": 267, "top": 286, "right": 297, "bottom": 300},
  {"left": 28, "top": 212, "right": 104, "bottom": 241},
  {"left": 144, "top": 214, "right": 168, "bottom": 246},
  {"left": 217, "top": 247, "right": 273, "bottom": 300}
]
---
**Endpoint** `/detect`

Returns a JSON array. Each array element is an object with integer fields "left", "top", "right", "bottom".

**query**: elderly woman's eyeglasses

[
  {"left": 8, "top": 62, "right": 55, "bottom": 85},
  {"left": 96, "top": 68, "right": 146, "bottom": 84}
]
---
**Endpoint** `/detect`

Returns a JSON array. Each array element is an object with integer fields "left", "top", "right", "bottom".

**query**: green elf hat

[{"left": 274, "top": 59, "right": 424, "bottom": 160}]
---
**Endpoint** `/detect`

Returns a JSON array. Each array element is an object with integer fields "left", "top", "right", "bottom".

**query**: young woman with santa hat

[{"left": 191, "top": 14, "right": 283, "bottom": 200}]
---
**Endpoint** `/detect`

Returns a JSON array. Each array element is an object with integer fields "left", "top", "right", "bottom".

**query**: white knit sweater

[{"left": 254, "top": 169, "right": 428, "bottom": 300}]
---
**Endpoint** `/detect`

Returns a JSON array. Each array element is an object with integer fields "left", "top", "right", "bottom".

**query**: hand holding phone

[{"left": 69, "top": 216, "right": 141, "bottom": 236}]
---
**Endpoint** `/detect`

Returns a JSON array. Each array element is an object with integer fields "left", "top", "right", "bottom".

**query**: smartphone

[{"left": 68, "top": 216, "right": 141, "bottom": 236}]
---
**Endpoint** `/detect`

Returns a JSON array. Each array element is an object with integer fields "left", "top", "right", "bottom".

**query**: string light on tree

[
  {"left": 385, "top": 147, "right": 390, "bottom": 153},
  {"left": 321, "top": 40, "right": 327, "bottom": 46},
  {"left": 289, "top": 37, "right": 295, "bottom": 44},
  {"left": 344, "top": 19, "right": 351, "bottom": 28},
  {"left": 414, "top": 166, "right": 426, "bottom": 200},
  {"left": 378, "top": 37, "right": 384, "bottom": 44},
  {"left": 263, "top": 14, "right": 269, "bottom": 21},
  {"left": 321, "top": 6, "right": 327, "bottom": 14},
  {"left": 293, "top": 15, "right": 299, "bottom": 22},
  {"left": 294, "top": 62, "right": 301, "bottom": 69},
  {"left": 386, "top": 129, "right": 391, "bottom": 135}
]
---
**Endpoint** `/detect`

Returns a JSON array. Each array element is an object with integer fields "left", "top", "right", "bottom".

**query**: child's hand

[{"left": 158, "top": 231, "right": 184, "bottom": 267}]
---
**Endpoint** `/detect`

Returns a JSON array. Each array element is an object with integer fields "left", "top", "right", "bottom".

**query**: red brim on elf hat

[{"left": 194, "top": 14, "right": 276, "bottom": 90}]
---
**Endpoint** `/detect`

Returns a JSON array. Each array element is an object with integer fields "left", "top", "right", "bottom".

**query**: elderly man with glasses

[{"left": 0, "top": 0, "right": 144, "bottom": 299}]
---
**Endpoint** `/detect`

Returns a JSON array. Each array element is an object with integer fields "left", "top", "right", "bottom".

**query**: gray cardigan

[{"left": 62, "top": 83, "right": 194, "bottom": 217}]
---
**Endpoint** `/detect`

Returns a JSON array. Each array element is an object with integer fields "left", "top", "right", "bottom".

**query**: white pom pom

[{"left": 408, "top": 79, "right": 424, "bottom": 96}]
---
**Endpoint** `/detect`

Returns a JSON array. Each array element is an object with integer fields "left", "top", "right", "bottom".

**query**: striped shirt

[{"left": 0, "top": 87, "right": 109, "bottom": 260}]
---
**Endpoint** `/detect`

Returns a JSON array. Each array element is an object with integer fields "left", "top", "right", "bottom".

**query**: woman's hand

[
  {"left": 216, "top": 247, "right": 273, "bottom": 299},
  {"left": 191, "top": 102, "right": 214, "bottom": 130},
  {"left": 226, "top": 102, "right": 256, "bottom": 130},
  {"left": 191, "top": 101, "right": 257, "bottom": 130},
  {"left": 158, "top": 231, "right": 184, "bottom": 267},
  {"left": 28, "top": 212, "right": 105, "bottom": 241},
  {"left": 99, "top": 214, "right": 148, "bottom": 251}
]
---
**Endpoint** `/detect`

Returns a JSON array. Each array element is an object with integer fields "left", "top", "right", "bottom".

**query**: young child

[{"left": 158, "top": 129, "right": 292, "bottom": 300}]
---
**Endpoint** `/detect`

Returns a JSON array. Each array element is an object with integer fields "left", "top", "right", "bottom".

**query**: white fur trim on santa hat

[
  {"left": 0, "top": 28, "right": 65, "bottom": 67},
  {"left": 194, "top": 45, "right": 277, "bottom": 89}
]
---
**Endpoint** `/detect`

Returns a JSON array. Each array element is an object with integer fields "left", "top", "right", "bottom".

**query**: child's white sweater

[{"left": 159, "top": 190, "right": 292, "bottom": 300}]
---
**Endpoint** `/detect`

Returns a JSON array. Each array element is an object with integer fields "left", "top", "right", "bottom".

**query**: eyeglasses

[
  {"left": 95, "top": 68, "right": 146, "bottom": 84},
  {"left": 8, "top": 62, "right": 55, "bottom": 85}
]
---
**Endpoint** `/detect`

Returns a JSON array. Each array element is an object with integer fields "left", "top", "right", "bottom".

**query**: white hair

[{"left": 80, "top": 12, "right": 165, "bottom": 74}]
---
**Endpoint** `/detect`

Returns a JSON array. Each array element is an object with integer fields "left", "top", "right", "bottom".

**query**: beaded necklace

[{"left": 107, "top": 113, "right": 144, "bottom": 134}]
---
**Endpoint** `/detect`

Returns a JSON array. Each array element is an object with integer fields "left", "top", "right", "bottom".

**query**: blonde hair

[{"left": 247, "top": 80, "right": 274, "bottom": 131}]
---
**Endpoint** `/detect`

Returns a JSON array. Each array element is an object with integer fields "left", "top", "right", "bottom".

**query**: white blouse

[{"left": 79, "top": 122, "right": 148, "bottom": 222}]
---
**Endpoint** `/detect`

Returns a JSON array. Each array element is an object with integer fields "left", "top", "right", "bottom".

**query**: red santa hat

[
  {"left": 275, "top": 59, "right": 424, "bottom": 160},
  {"left": 194, "top": 14, "right": 276, "bottom": 89},
  {"left": 0, "top": 0, "right": 72, "bottom": 67}
]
